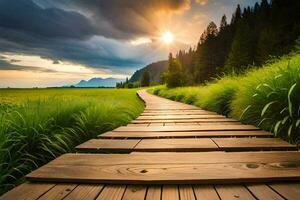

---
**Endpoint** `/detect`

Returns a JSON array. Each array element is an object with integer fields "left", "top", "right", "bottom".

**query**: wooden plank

[
  {"left": 246, "top": 184, "right": 284, "bottom": 200},
  {"left": 75, "top": 139, "right": 140, "bottom": 151},
  {"left": 137, "top": 115, "right": 226, "bottom": 120},
  {"left": 0, "top": 183, "right": 55, "bottom": 200},
  {"left": 99, "top": 130, "right": 272, "bottom": 139},
  {"left": 269, "top": 183, "right": 300, "bottom": 200},
  {"left": 30, "top": 152, "right": 300, "bottom": 165},
  {"left": 162, "top": 185, "right": 179, "bottom": 200},
  {"left": 193, "top": 185, "right": 220, "bottom": 200},
  {"left": 141, "top": 111, "right": 217, "bottom": 116},
  {"left": 38, "top": 184, "right": 77, "bottom": 200},
  {"left": 215, "top": 185, "right": 255, "bottom": 200},
  {"left": 75, "top": 138, "right": 293, "bottom": 152},
  {"left": 146, "top": 186, "right": 161, "bottom": 200},
  {"left": 213, "top": 138, "right": 297, "bottom": 151},
  {"left": 64, "top": 184, "right": 104, "bottom": 200},
  {"left": 122, "top": 185, "right": 147, "bottom": 200},
  {"left": 132, "top": 118, "right": 238, "bottom": 123},
  {"left": 114, "top": 125, "right": 259, "bottom": 132},
  {"left": 26, "top": 152, "right": 300, "bottom": 184},
  {"left": 96, "top": 185, "right": 126, "bottom": 200},
  {"left": 134, "top": 138, "right": 218, "bottom": 152},
  {"left": 126, "top": 123, "right": 149, "bottom": 127},
  {"left": 179, "top": 185, "right": 195, "bottom": 200}
]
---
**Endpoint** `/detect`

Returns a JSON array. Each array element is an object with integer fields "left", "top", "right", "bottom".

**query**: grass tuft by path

[{"left": 150, "top": 54, "right": 300, "bottom": 147}]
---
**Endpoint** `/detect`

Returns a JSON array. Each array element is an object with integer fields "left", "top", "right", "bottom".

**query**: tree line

[{"left": 164, "top": 0, "right": 300, "bottom": 87}]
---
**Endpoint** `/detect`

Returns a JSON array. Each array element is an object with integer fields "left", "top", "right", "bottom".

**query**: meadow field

[
  {"left": 0, "top": 88, "right": 144, "bottom": 194},
  {"left": 150, "top": 54, "right": 300, "bottom": 146}
]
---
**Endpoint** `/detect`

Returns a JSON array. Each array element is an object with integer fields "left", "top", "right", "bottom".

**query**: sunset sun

[{"left": 161, "top": 31, "right": 174, "bottom": 44}]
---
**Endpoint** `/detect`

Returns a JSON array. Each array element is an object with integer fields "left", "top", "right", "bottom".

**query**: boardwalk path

[{"left": 1, "top": 90, "right": 300, "bottom": 199}]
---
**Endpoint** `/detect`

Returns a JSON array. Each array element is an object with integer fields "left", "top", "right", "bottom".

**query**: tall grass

[
  {"left": 0, "top": 88, "right": 144, "bottom": 194},
  {"left": 150, "top": 54, "right": 300, "bottom": 146}
]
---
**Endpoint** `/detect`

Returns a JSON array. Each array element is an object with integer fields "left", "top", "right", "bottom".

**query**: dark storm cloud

[
  {"left": 0, "top": 0, "right": 147, "bottom": 74},
  {"left": 0, "top": 0, "right": 96, "bottom": 40},
  {"left": 0, "top": 26, "right": 144, "bottom": 73},
  {"left": 72, "top": 0, "right": 191, "bottom": 39},
  {"left": 0, "top": 59, "right": 56, "bottom": 73}
]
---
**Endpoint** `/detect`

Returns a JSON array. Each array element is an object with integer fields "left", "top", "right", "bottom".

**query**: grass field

[
  {"left": 150, "top": 54, "right": 300, "bottom": 147},
  {"left": 0, "top": 88, "right": 144, "bottom": 194}
]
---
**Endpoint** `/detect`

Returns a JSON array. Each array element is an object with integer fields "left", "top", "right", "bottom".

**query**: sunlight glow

[
  {"left": 161, "top": 31, "right": 174, "bottom": 44},
  {"left": 130, "top": 37, "right": 152, "bottom": 46}
]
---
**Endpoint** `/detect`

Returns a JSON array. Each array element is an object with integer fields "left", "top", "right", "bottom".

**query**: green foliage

[
  {"left": 0, "top": 88, "right": 144, "bottom": 194},
  {"left": 150, "top": 54, "right": 300, "bottom": 146}
]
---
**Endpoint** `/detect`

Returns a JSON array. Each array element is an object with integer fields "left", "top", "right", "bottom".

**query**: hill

[
  {"left": 74, "top": 77, "right": 124, "bottom": 87},
  {"left": 129, "top": 60, "right": 168, "bottom": 85}
]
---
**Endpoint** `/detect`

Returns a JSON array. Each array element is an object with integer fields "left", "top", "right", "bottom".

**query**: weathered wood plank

[
  {"left": 269, "top": 183, "right": 300, "bottom": 200},
  {"left": 146, "top": 186, "right": 161, "bottom": 200},
  {"left": 179, "top": 185, "right": 195, "bottom": 200},
  {"left": 215, "top": 185, "right": 255, "bottom": 200},
  {"left": 26, "top": 152, "right": 300, "bottom": 184},
  {"left": 122, "top": 185, "right": 147, "bottom": 200},
  {"left": 96, "top": 185, "right": 126, "bottom": 200},
  {"left": 99, "top": 130, "right": 272, "bottom": 139},
  {"left": 114, "top": 124, "right": 259, "bottom": 132},
  {"left": 162, "top": 185, "right": 179, "bottom": 200},
  {"left": 77, "top": 138, "right": 290, "bottom": 152},
  {"left": 213, "top": 138, "right": 297, "bottom": 151},
  {"left": 141, "top": 111, "right": 217, "bottom": 116},
  {"left": 38, "top": 184, "right": 77, "bottom": 200},
  {"left": 0, "top": 183, "right": 55, "bottom": 200},
  {"left": 75, "top": 139, "right": 140, "bottom": 151},
  {"left": 193, "top": 185, "right": 220, "bottom": 200},
  {"left": 134, "top": 138, "right": 218, "bottom": 152},
  {"left": 137, "top": 115, "right": 226, "bottom": 120},
  {"left": 64, "top": 184, "right": 104, "bottom": 200},
  {"left": 246, "top": 184, "right": 284, "bottom": 200},
  {"left": 132, "top": 118, "right": 238, "bottom": 123}
]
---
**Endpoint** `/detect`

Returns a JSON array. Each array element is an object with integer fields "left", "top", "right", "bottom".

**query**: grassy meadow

[
  {"left": 0, "top": 88, "right": 144, "bottom": 194},
  {"left": 150, "top": 54, "right": 300, "bottom": 146}
]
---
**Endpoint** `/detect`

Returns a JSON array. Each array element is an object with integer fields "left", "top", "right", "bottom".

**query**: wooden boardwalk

[{"left": 1, "top": 90, "right": 300, "bottom": 200}]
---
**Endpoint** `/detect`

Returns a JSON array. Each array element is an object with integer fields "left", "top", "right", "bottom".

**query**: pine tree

[
  {"left": 140, "top": 71, "right": 150, "bottom": 87},
  {"left": 225, "top": 22, "right": 255, "bottom": 72},
  {"left": 165, "top": 58, "right": 186, "bottom": 88},
  {"left": 220, "top": 15, "right": 227, "bottom": 31}
]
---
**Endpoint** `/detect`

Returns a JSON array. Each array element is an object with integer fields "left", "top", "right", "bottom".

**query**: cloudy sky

[{"left": 0, "top": 0, "right": 259, "bottom": 88}]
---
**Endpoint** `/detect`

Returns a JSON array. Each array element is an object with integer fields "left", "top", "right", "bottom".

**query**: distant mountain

[
  {"left": 130, "top": 60, "right": 168, "bottom": 85},
  {"left": 74, "top": 77, "right": 124, "bottom": 88}
]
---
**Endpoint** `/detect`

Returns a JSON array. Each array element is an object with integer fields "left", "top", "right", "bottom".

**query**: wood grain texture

[
  {"left": 122, "top": 185, "right": 147, "bottom": 200},
  {"left": 269, "top": 183, "right": 300, "bottom": 200},
  {"left": 246, "top": 184, "right": 284, "bottom": 200},
  {"left": 146, "top": 186, "right": 161, "bottom": 200},
  {"left": 162, "top": 185, "right": 179, "bottom": 200},
  {"left": 96, "top": 185, "right": 126, "bottom": 200},
  {"left": 215, "top": 185, "right": 255, "bottom": 200},
  {"left": 179, "top": 185, "right": 196, "bottom": 200},
  {"left": 38, "top": 184, "right": 77, "bottom": 200},
  {"left": 63, "top": 184, "right": 104, "bottom": 200},
  {"left": 193, "top": 185, "right": 220, "bottom": 200},
  {"left": 26, "top": 152, "right": 300, "bottom": 184}
]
